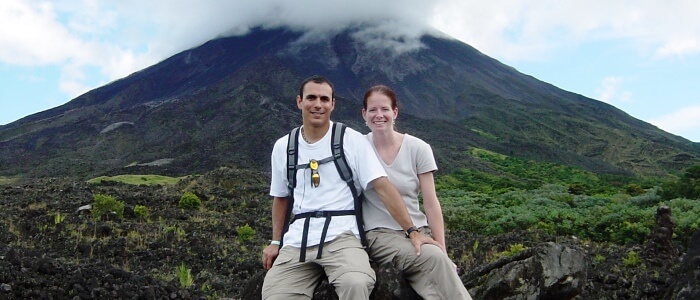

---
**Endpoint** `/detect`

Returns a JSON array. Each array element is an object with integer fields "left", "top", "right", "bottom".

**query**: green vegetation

[
  {"left": 54, "top": 212, "right": 65, "bottom": 225},
  {"left": 623, "top": 250, "right": 641, "bottom": 267},
  {"left": 91, "top": 194, "right": 125, "bottom": 220},
  {"left": 133, "top": 205, "right": 148, "bottom": 221},
  {"left": 594, "top": 254, "right": 606, "bottom": 263},
  {"left": 0, "top": 176, "right": 17, "bottom": 186},
  {"left": 87, "top": 174, "right": 183, "bottom": 186},
  {"left": 497, "top": 243, "right": 527, "bottom": 259},
  {"left": 436, "top": 148, "right": 640, "bottom": 196},
  {"left": 177, "top": 262, "right": 194, "bottom": 288},
  {"left": 179, "top": 192, "right": 202, "bottom": 210},
  {"left": 236, "top": 224, "right": 256, "bottom": 241},
  {"left": 437, "top": 150, "right": 700, "bottom": 246},
  {"left": 164, "top": 225, "right": 187, "bottom": 241},
  {"left": 660, "top": 165, "right": 700, "bottom": 200},
  {"left": 470, "top": 129, "right": 498, "bottom": 140},
  {"left": 439, "top": 183, "right": 700, "bottom": 245}
]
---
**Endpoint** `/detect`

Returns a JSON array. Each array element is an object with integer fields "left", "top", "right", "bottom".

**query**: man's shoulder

[
  {"left": 337, "top": 123, "right": 365, "bottom": 140},
  {"left": 272, "top": 133, "right": 292, "bottom": 151}
]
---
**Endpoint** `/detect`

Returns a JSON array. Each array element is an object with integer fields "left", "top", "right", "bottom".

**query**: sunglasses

[{"left": 309, "top": 159, "right": 320, "bottom": 188}]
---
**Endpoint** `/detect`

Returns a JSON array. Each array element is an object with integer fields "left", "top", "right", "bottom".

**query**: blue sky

[{"left": 1, "top": 0, "right": 699, "bottom": 142}]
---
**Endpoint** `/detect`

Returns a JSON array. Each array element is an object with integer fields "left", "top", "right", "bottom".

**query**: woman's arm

[{"left": 420, "top": 171, "right": 448, "bottom": 253}]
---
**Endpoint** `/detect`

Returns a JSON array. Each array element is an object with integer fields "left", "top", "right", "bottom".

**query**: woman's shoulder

[{"left": 403, "top": 133, "right": 431, "bottom": 148}]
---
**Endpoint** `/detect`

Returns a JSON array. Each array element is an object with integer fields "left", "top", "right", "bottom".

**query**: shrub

[
  {"left": 92, "top": 194, "right": 124, "bottom": 219},
  {"left": 54, "top": 212, "right": 65, "bottom": 225},
  {"left": 177, "top": 262, "right": 194, "bottom": 288},
  {"left": 625, "top": 184, "right": 645, "bottom": 196},
  {"left": 236, "top": 224, "right": 256, "bottom": 241},
  {"left": 133, "top": 205, "right": 148, "bottom": 220},
  {"left": 593, "top": 254, "right": 605, "bottom": 262},
  {"left": 623, "top": 250, "right": 641, "bottom": 267},
  {"left": 179, "top": 192, "right": 201, "bottom": 210},
  {"left": 496, "top": 243, "right": 527, "bottom": 259},
  {"left": 567, "top": 183, "right": 589, "bottom": 195}
]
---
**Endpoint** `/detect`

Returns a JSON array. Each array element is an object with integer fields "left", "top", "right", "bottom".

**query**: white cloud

[
  {"left": 595, "top": 77, "right": 632, "bottom": 104},
  {"left": 651, "top": 105, "right": 700, "bottom": 131},
  {"left": 2, "top": 0, "right": 700, "bottom": 106},
  {"left": 650, "top": 105, "right": 700, "bottom": 141},
  {"left": 657, "top": 37, "right": 700, "bottom": 58},
  {"left": 0, "top": 0, "right": 74, "bottom": 64},
  {"left": 1, "top": 0, "right": 440, "bottom": 100},
  {"left": 428, "top": 1, "right": 700, "bottom": 61},
  {"left": 58, "top": 63, "right": 89, "bottom": 98}
]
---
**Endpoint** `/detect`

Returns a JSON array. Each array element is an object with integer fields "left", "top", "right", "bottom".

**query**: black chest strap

[{"left": 282, "top": 122, "right": 367, "bottom": 262}]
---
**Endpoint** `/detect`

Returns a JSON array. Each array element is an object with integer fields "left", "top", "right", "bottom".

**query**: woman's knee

[{"left": 416, "top": 245, "right": 454, "bottom": 268}]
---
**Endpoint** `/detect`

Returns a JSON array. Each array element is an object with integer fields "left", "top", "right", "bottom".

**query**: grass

[
  {"left": 87, "top": 174, "right": 184, "bottom": 186},
  {"left": 0, "top": 176, "right": 17, "bottom": 186}
]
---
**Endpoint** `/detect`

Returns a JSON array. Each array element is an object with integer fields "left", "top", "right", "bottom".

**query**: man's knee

[
  {"left": 264, "top": 293, "right": 310, "bottom": 300},
  {"left": 332, "top": 271, "right": 375, "bottom": 290}
]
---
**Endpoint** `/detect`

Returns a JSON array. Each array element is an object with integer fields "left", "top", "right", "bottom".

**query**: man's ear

[{"left": 296, "top": 95, "right": 302, "bottom": 109}]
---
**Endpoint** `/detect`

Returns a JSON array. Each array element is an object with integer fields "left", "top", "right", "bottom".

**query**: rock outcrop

[
  {"left": 643, "top": 206, "right": 679, "bottom": 267},
  {"left": 243, "top": 242, "right": 586, "bottom": 300},
  {"left": 666, "top": 228, "right": 700, "bottom": 299},
  {"left": 463, "top": 242, "right": 587, "bottom": 299}
]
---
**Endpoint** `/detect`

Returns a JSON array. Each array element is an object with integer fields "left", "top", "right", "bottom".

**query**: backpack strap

[
  {"left": 281, "top": 127, "right": 300, "bottom": 248},
  {"left": 330, "top": 122, "right": 367, "bottom": 249},
  {"left": 281, "top": 123, "right": 368, "bottom": 262}
]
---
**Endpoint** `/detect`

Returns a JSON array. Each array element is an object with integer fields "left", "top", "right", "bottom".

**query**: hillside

[{"left": 0, "top": 27, "right": 698, "bottom": 179}]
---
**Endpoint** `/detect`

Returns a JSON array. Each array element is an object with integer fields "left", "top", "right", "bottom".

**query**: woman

[{"left": 361, "top": 85, "right": 472, "bottom": 299}]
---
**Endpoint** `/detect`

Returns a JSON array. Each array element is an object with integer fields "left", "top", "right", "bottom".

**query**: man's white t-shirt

[{"left": 270, "top": 122, "right": 387, "bottom": 248}]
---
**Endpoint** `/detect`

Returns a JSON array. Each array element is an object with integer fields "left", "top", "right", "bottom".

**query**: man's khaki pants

[{"left": 262, "top": 231, "right": 375, "bottom": 300}]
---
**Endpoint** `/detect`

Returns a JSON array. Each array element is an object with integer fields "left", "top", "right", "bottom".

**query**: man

[{"left": 261, "top": 75, "right": 437, "bottom": 300}]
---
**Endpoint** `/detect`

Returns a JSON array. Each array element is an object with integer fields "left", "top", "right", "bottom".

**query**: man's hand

[
  {"left": 262, "top": 244, "right": 280, "bottom": 270},
  {"left": 408, "top": 231, "right": 440, "bottom": 256}
]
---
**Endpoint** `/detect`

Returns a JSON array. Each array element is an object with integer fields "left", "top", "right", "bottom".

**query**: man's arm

[
  {"left": 371, "top": 176, "right": 439, "bottom": 255},
  {"left": 262, "top": 196, "right": 288, "bottom": 270}
]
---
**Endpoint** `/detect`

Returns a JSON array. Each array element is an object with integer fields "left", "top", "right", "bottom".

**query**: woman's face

[{"left": 363, "top": 92, "right": 397, "bottom": 133}]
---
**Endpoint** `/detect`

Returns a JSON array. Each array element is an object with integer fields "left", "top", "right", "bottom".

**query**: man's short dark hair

[{"left": 299, "top": 75, "right": 335, "bottom": 99}]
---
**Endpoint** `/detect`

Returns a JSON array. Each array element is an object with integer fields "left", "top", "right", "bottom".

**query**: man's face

[{"left": 297, "top": 82, "right": 335, "bottom": 128}]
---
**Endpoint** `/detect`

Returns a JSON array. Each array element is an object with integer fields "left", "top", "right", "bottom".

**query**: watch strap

[{"left": 404, "top": 226, "right": 418, "bottom": 238}]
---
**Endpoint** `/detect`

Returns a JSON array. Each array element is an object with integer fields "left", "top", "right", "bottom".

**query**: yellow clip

[
  {"left": 311, "top": 173, "right": 320, "bottom": 187},
  {"left": 310, "top": 160, "right": 320, "bottom": 187}
]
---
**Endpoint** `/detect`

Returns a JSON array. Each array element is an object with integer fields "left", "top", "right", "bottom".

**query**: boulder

[
  {"left": 462, "top": 242, "right": 587, "bottom": 300},
  {"left": 666, "top": 228, "right": 700, "bottom": 299}
]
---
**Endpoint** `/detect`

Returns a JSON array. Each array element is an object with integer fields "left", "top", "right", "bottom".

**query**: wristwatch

[{"left": 405, "top": 226, "right": 418, "bottom": 238}]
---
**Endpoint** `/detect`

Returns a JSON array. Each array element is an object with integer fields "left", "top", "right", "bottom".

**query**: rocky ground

[{"left": 0, "top": 167, "right": 696, "bottom": 299}]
